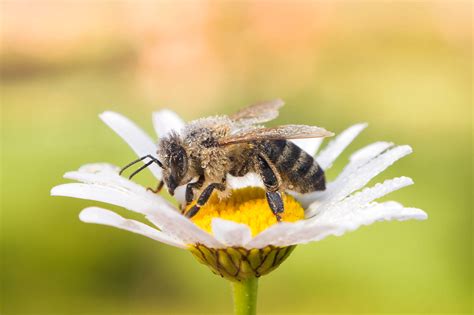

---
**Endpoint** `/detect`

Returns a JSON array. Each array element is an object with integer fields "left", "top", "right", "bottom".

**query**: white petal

[
  {"left": 298, "top": 141, "right": 395, "bottom": 209},
  {"left": 173, "top": 184, "right": 187, "bottom": 205},
  {"left": 291, "top": 138, "right": 323, "bottom": 156},
  {"left": 79, "top": 207, "right": 185, "bottom": 248},
  {"left": 52, "top": 182, "right": 222, "bottom": 248},
  {"left": 245, "top": 222, "right": 300, "bottom": 248},
  {"left": 340, "top": 176, "right": 414, "bottom": 208},
  {"left": 211, "top": 218, "right": 252, "bottom": 247},
  {"left": 145, "top": 212, "right": 223, "bottom": 248},
  {"left": 64, "top": 163, "right": 157, "bottom": 196},
  {"left": 313, "top": 201, "right": 427, "bottom": 231},
  {"left": 316, "top": 145, "right": 412, "bottom": 209},
  {"left": 56, "top": 163, "right": 172, "bottom": 214},
  {"left": 152, "top": 109, "right": 185, "bottom": 138},
  {"left": 77, "top": 163, "right": 120, "bottom": 173},
  {"left": 349, "top": 141, "right": 394, "bottom": 162},
  {"left": 289, "top": 201, "right": 427, "bottom": 245},
  {"left": 270, "top": 222, "right": 353, "bottom": 247},
  {"left": 294, "top": 190, "right": 325, "bottom": 212},
  {"left": 246, "top": 221, "right": 339, "bottom": 248},
  {"left": 306, "top": 176, "right": 413, "bottom": 220},
  {"left": 51, "top": 183, "right": 160, "bottom": 215},
  {"left": 99, "top": 111, "right": 162, "bottom": 180},
  {"left": 316, "top": 123, "right": 368, "bottom": 170},
  {"left": 227, "top": 173, "right": 264, "bottom": 189}
]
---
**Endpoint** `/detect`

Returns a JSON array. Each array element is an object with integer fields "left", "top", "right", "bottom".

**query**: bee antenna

[
  {"left": 128, "top": 160, "right": 154, "bottom": 179},
  {"left": 119, "top": 154, "right": 163, "bottom": 177}
]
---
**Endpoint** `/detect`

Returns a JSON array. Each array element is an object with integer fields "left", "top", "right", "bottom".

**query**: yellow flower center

[{"left": 185, "top": 187, "right": 305, "bottom": 236}]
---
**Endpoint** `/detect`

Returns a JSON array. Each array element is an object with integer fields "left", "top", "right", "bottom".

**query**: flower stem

[{"left": 231, "top": 277, "right": 258, "bottom": 315}]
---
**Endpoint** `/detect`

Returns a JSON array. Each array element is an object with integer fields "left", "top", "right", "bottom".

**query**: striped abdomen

[{"left": 257, "top": 139, "right": 325, "bottom": 193}]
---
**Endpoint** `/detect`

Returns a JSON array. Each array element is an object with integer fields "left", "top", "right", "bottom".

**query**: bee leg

[
  {"left": 185, "top": 175, "right": 205, "bottom": 206},
  {"left": 256, "top": 154, "right": 283, "bottom": 222},
  {"left": 185, "top": 182, "right": 225, "bottom": 219},
  {"left": 266, "top": 192, "right": 284, "bottom": 222},
  {"left": 147, "top": 181, "right": 164, "bottom": 194}
]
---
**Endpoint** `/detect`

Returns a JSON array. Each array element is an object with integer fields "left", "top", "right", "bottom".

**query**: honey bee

[{"left": 120, "top": 100, "right": 334, "bottom": 221}]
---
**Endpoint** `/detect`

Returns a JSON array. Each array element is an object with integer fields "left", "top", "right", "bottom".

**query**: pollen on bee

[{"left": 185, "top": 187, "right": 305, "bottom": 236}]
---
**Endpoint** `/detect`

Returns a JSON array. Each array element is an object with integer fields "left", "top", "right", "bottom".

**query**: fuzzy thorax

[
  {"left": 185, "top": 187, "right": 305, "bottom": 236},
  {"left": 186, "top": 187, "right": 304, "bottom": 281}
]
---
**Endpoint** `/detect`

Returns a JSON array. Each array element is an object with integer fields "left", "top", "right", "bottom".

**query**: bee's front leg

[
  {"left": 256, "top": 154, "right": 283, "bottom": 222},
  {"left": 185, "top": 181, "right": 225, "bottom": 219},
  {"left": 147, "top": 181, "right": 164, "bottom": 194},
  {"left": 185, "top": 175, "right": 205, "bottom": 206}
]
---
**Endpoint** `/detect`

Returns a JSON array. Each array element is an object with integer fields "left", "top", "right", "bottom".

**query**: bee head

[{"left": 158, "top": 132, "right": 189, "bottom": 195}]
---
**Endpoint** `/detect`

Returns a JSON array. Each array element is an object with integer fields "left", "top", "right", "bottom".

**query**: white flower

[{"left": 51, "top": 110, "right": 427, "bottom": 280}]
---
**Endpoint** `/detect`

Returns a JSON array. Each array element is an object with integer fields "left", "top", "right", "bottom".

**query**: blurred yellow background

[{"left": 1, "top": 1, "right": 471, "bottom": 314}]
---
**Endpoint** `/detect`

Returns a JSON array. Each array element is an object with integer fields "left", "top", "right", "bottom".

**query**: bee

[{"left": 120, "top": 99, "right": 334, "bottom": 221}]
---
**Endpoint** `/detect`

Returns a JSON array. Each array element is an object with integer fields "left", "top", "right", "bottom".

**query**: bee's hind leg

[
  {"left": 256, "top": 154, "right": 283, "bottom": 222},
  {"left": 185, "top": 182, "right": 225, "bottom": 219},
  {"left": 265, "top": 191, "right": 283, "bottom": 222}
]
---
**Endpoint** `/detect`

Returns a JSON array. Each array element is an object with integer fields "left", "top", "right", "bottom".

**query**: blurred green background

[{"left": 1, "top": 1, "right": 472, "bottom": 314}]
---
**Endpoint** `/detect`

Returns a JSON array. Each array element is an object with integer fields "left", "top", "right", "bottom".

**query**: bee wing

[
  {"left": 218, "top": 125, "right": 334, "bottom": 146},
  {"left": 229, "top": 99, "right": 284, "bottom": 125}
]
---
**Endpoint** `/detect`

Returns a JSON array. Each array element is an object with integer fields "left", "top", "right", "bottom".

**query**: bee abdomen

[{"left": 258, "top": 140, "right": 325, "bottom": 193}]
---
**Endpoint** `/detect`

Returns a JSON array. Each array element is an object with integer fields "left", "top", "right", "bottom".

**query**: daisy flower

[{"left": 51, "top": 106, "right": 427, "bottom": 315}]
